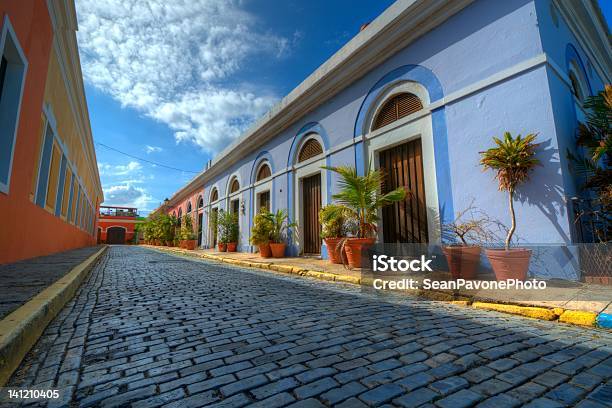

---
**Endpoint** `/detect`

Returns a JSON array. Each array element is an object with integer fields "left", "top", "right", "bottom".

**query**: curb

[
  {"left": 143, "top": 246, "right": 610, "bottom": 330},
  {"left": 0, "top": 245, "right": 107, "bottom": 386}
]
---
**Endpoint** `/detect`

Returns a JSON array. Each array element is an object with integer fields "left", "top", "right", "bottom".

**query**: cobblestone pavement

[{"left": 6, "top": 246, "right": 612, "bottom": 407}]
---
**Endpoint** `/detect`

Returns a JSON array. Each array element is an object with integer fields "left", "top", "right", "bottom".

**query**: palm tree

[
  {"left": 480, "top": 132, "right": 540, "bottom": 249},
  {"left": 322, "top": 165, "right": 407, "bottom": 238},
  {"left": 568, "top": 85, "right": 612, "bottom": 217}
]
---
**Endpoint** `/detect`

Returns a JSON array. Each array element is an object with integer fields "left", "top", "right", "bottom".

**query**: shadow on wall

[{"left": 514, "top": 138, "right": 570, "bottom": 244}]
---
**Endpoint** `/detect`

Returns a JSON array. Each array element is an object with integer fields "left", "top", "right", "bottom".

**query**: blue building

[{"left": 161, "top": 0, "right": 611, "bottom": 258}]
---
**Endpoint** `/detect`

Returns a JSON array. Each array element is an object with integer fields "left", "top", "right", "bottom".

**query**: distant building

[
  {"left": 155, "top": 188, "right": 205, "bottom": 247},
  {"left": 0, "top": 0, "right": 103, "bottom": 263},
  {"left": 97, "top": 206, "right": 144, "bottom": 245},
  {"left": 156, "top": 0, "right": 611, "bottom": 257}
]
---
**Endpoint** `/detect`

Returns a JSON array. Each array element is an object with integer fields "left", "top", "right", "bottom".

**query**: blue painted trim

[
  {"left": 354, "top": 140, "right": 365, "bottom": 177},
  {"left": 354, "top": 64, "right": 444, "bottom": 138},
  {"left": 565, "top": 43, "right": 593, "bottom": 97},
  {"left": 286, "top": 122, "right": 331, "bottom": 256},
  {"left": 0, "top": 16, "right": 28, "bottom": 194},
  {"left": 35, "top": 127, "right": 54, "bottom": 208},
  {"left": 596, "top": 313, "right": 612, "bottom": 329},
  {"left": 55, "top": 155, "right": 67, "bottom": 216},
  {"left": 66, "top": 172, "right": 75, "bottom": 222},
  {"left": 353, "top": 64, "right": 454, "bottom": 228}
]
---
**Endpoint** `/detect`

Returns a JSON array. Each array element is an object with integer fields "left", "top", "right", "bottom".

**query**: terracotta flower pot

[
  {"left": 324, "top": 238, "right": 344, "bottom": 264},
  {"left": 442, "top": 245, "right": 481, "bottom": 280},
  {"left": 344, "top": 238, "right": 376, "bottom": 268},
  {"left": 218, "top": 243, "right": 227, "bottom": 252},
  {"left": 184, "top": 240, "right": 197, "bottom": 250},
  {"left": 485, "top": 248, "right": 532, "bottom": 281},
  {"left": 270, "top": 243, "right": 286, "bottom": 258},
  {"left": 259, "top": 243, "right": 272, "bottom": 258},
  {"left": 227, "top": 242, "right": 237, "bottom": 252}
]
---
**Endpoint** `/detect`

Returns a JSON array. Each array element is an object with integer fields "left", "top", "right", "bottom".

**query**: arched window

[
  {"left": 230, "top": 178, "right": 240, "bottom": 193},
  {"left": 298, "top": 139, "right": 323, "bottom": 163},
  {"left": 177, "top": 208, "right": 183, "bottom": 226},
  {"left": 373, "top": 93, "right": 423, "bottom": 131},
  {"left": 256, "top": 163, "right": 271, "bottom": 181},
  {"left": 569, "top": 71, "right": 584, "bottom": 102},
  {"left": 210, "top": 188, "right": 218, "bottom": 202},
  {"left": 197, "top": 196, "right": 203, "bottom": 209},
  {"left": 172, "top": 211, "right": 176, "bottom": 218},
  {"left": 186, "top": 201, "right": 192, "bottom": 213}
]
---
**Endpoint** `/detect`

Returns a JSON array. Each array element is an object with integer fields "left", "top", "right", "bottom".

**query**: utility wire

[{"left": 96, "top": 142, "right": 200, "bottom": 174}]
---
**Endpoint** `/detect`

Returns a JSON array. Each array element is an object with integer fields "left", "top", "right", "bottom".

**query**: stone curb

[
  {"left": 143, "top": 245, "right": 609, "bottom": 330},
  {"left": 0, "top": 245, "right": 108, "bottom": 386}
]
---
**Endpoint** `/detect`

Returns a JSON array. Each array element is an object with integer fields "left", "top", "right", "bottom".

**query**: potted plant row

[
  {"left": 179, "top": 214, "right": 197, "bottom": 250},
  {"left": 250, "top": 209, "right": 297, "bottom": 258},
  {"left": 217, "top": 210, "right": 239, "bottom": 252},
  {"left": 321, "top": 165, "right": 407, "bottom": 269}
]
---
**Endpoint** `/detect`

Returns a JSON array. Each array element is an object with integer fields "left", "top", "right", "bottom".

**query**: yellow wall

[{"left": 31, "top": 47, "right": 101, "bottom": 229}]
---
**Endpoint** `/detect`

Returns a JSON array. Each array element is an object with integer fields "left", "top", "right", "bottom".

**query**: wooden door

[
  {"left": 379, "top": 139, "right": 428, "bottom": 243},
  {"left": 197, "top": 213, "right": 203, "bottom": 246},
  {"left": 106, "top": 227, "right": 126, "bottom": 245},
  {"left": 302, "top": 173, "right": 322, "bottom": 254}
]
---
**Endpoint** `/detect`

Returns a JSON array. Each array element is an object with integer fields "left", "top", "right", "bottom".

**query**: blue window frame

[
  {"left": 0, "top": 17, "right": 28, "bottom": 194},
  {"left": 55, "top": 155, "right": 67, "bottom": 216},
  {"left": 35, "top": 125, "right": 54, "bottom": 207}
]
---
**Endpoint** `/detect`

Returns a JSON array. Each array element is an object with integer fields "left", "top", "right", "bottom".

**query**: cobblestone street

[{"left": 7, "top": 246, "right": 612, "bottom": 407}]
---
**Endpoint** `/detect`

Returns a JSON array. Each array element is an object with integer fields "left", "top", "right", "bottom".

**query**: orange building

[
  {"left": 0, "top": 1, "right": 103, "bottom": 264},
  {"left": 97, "top": 206, "right": 143, "bottom": 245}
]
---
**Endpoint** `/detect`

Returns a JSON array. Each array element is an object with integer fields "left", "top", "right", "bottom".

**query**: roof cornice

[
  {"left": 172, "top": 0, "right": 473, "bottom": 192},
  {"left": 554, "top": 0, "right": 612, "bottom": 84},
  {"left": 46, "top": 0, "right": 103, "bottom": 201}
]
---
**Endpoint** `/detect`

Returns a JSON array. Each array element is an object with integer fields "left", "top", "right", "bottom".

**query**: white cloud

[
  {"left": 98, "top": 161, "right": 142, "bottom": 176},
  {"left": 145, "top": 145, "right": 163, "bottom": 154},
  {"left": 103, "top": 184, "right": 155, "bottom": 210},
  {"left": 76, "top": 0, "right": 288, "bottom": 153}
]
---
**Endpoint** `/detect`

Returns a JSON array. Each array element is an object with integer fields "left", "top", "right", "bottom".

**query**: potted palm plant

[
  {"left": 268, "top": 209, "right": 297, "bottom": 258},
  {"left": 250, "top": 209, "right": 273, "bottom": 257},
  {"left": 319, "top": 204, "right": 349, "bottom": 264},
  {"left": 480, "top": 132, "right": 540, "bottom": 281},
  {"left": 323, "top": 165, "right": 406, "bottom": 268}
]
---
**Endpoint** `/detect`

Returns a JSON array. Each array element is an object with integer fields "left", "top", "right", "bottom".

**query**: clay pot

[
  {"left": 485, "top": 248, "right": 532, "bottom": 281},
  {"left": 183, "top": 240, "right": 197, "bottom": 250},
  {"left": 218, "top": 243, "right": 227, "bottom": 252},
  {"left": 344, "top": 238, "right": 376, "bottom": 268},
  {"left": 227, "top": 242, "right": 237, "bottom": 252},
  {"left": 324, "top": 238, "right": 344, "bottom": 264},
  {"left": 270, "top": 243, "right": 286, "bottom": 258},
  {"left": 442, "top": 246, "right": 481, "bottom": 280},
  {"left": 259, "top": 243, "right": 272, "bottom": 258}
]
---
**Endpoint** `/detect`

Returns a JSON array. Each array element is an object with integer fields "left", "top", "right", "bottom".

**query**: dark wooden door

[
  {"left": 302, "top": 173, "right": 322, "bottom": 254},
  {"left": 379, "top": 139, "right": 428, "bottom": 243},
  {"left": 197, "top": 213, "right": 203, "bottom": 246},
  {"left": 106, "top": 227, "right": 126, "bottom": 245}
]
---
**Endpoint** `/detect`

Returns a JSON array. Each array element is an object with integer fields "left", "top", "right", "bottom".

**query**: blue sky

[{"left": 77, "top": 0, "right": 610, "bottom": 215}]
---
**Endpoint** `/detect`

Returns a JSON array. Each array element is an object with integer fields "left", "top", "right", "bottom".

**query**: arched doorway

[{"left": 106, "top": 226, "right": 126, "bottom": 244}]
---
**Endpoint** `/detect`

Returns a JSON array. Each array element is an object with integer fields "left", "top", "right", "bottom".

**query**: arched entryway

[{"left": 106, "top": 226, "right": 126, "bottom": 244}]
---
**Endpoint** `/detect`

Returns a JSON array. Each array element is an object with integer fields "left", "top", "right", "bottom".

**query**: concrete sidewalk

[
  {"left": 144, "top": 245, "right": 612, "bottom": 328},
  {"left": 0, "top": 246, "right": 103, "bottom": 320}
]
